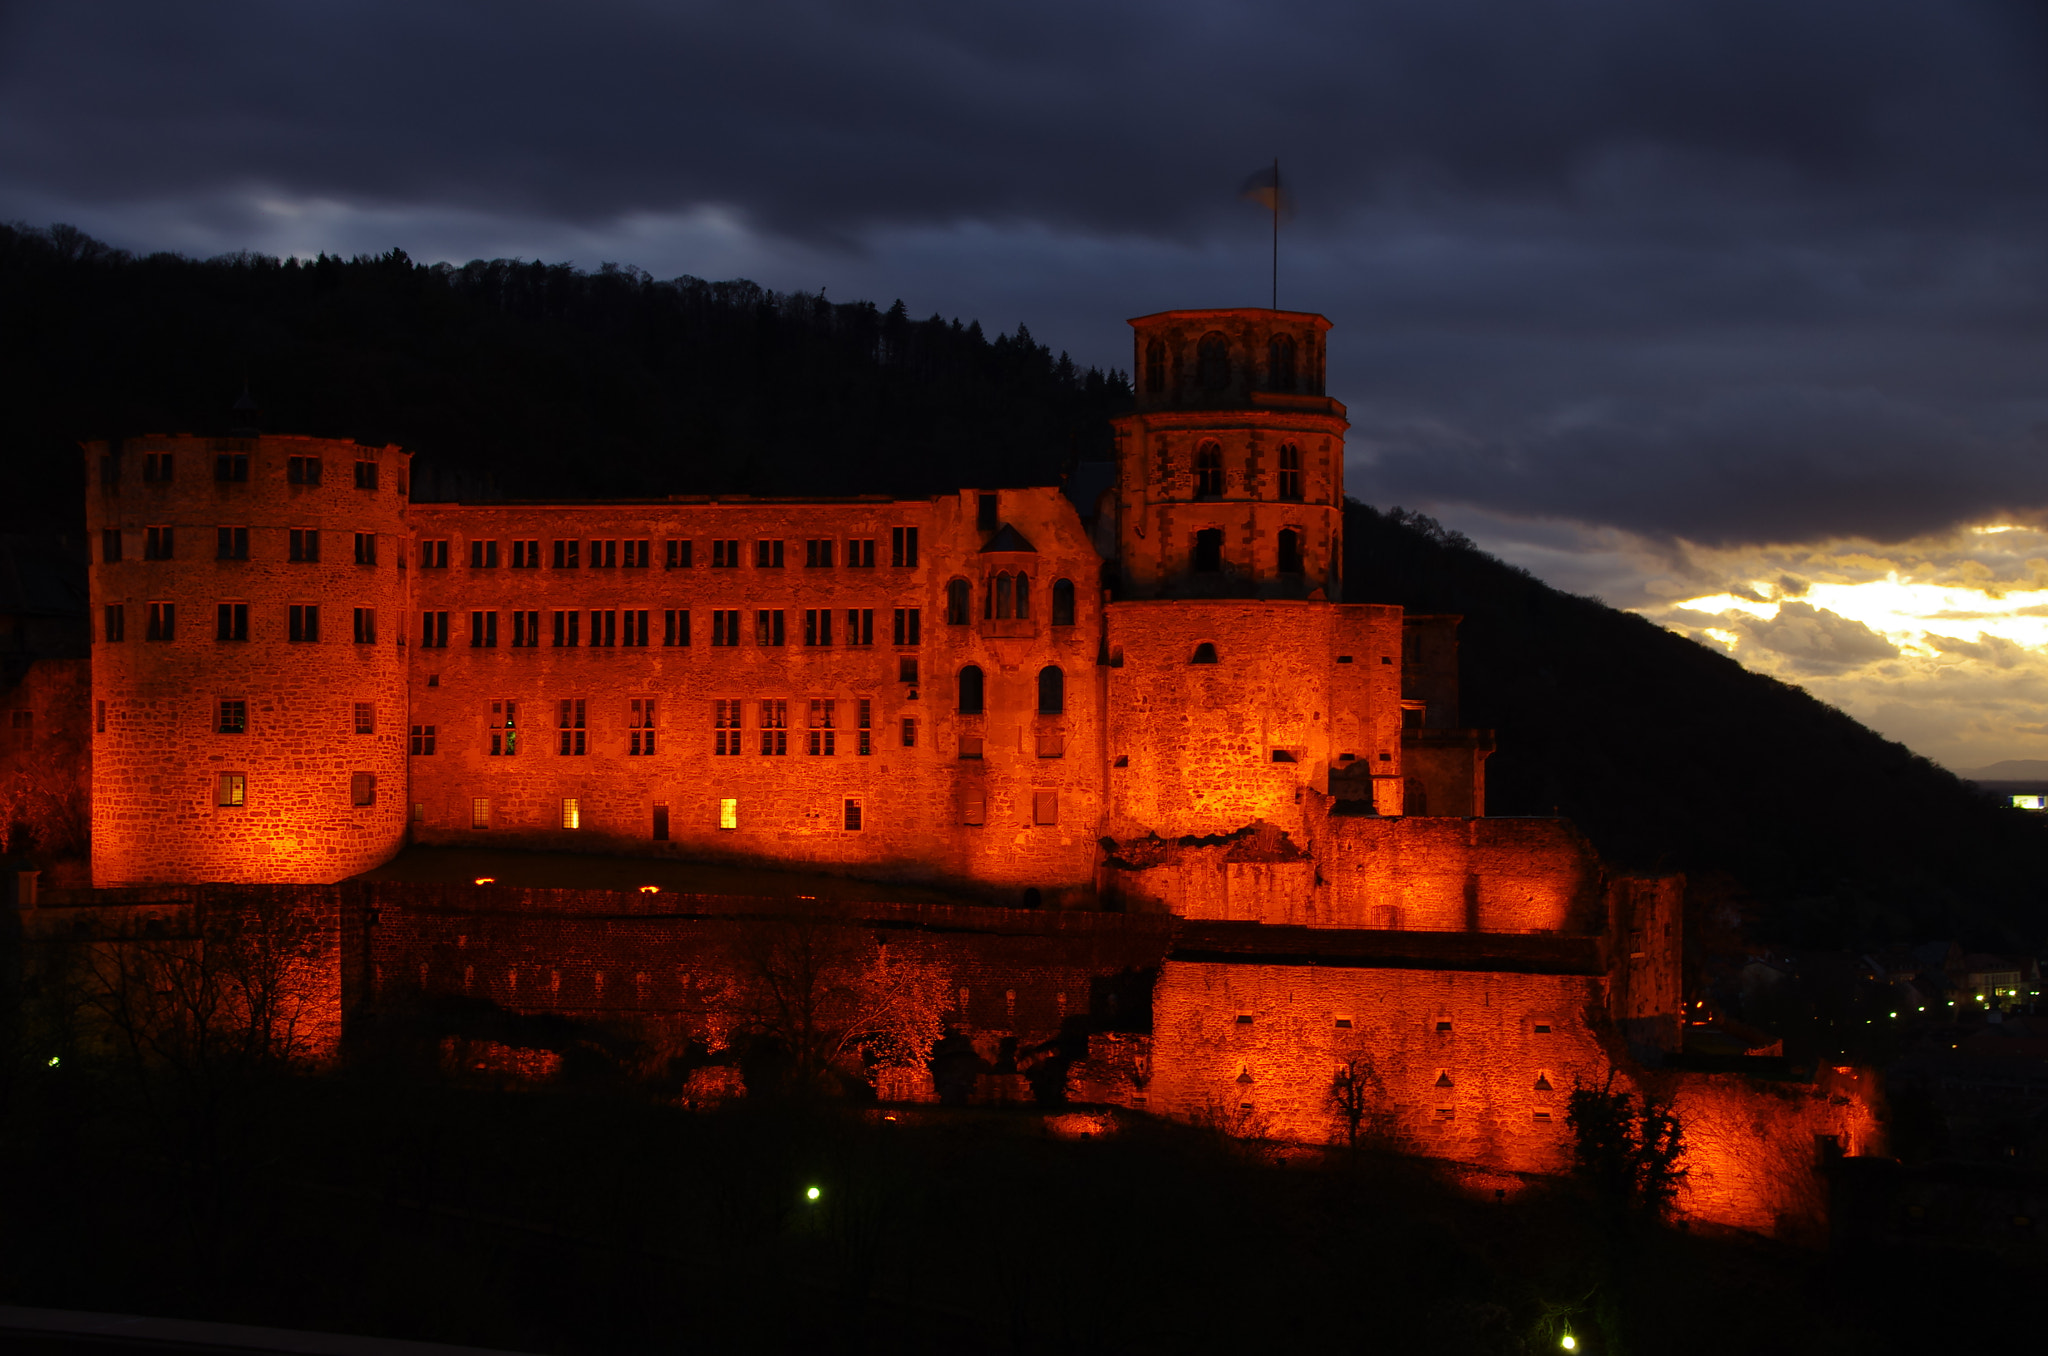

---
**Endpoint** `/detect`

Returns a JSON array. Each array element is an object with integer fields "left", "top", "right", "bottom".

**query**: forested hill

[
  {"left": 0, "top": 223, "right": 1124, "bottom": 533},
  {"left": 1346, "top": 505, "right": 2048, "bottom": 951}
]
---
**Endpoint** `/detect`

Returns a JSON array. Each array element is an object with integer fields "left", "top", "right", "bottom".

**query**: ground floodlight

[{"left": 1561, "top": 1336, "right": 1576, "bottom": 1351}]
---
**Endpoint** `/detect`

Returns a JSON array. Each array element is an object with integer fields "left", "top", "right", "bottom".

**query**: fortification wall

[
  {"left": 404, "top": 488, "right": 1105, "bottom": 905},
  {"left": 84, "top": 436, "right": 412, "bottom": 885}
]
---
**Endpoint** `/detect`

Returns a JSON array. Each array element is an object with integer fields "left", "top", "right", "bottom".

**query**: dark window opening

[
  {"left": 1051, "top": 578, "right": 1076, "bottom": 626},
  {"left": 1197, "top": 332, "right": 1230, "bottom": 392},
  {"left": 1278, "top": 443, "right": 1304, "bottom": 501},
  {"left": 1191, "top": 642, "right": 1218, "bottom": 664},
  {"left": 1194, "top": 442, "right": 1224, "bottom": 498},
  {"left": 894, "top": 608, "right": 922, "bottom": 646},
  {"left": 1037, "top": 666, "right": 1064, "bottom": 715},
  {"left": 1267, "top": 334, "right": 1297, "bottom": 391},
  {"left": 1194, "top": 528, "right": 1223, "bottom": 573},
  {"left": 1270, "top": 748, "right": 1296, "bottom": 763},
  {"left": 1144, "top": 338, "right": 1166, "bottom": 394},
  {"left": 946, "top": 579, "right": 971, "bottom": 625},
  {"left": 1278, "top": 528, "right": 1303, "bottom": 574},
  {"left": 958, "top": 665, "right": 984, "bottom": 715}
]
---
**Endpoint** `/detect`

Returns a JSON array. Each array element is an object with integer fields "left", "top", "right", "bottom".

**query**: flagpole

[{"left": 1271, "top": 157, "right": 1279, "bottom": 311}]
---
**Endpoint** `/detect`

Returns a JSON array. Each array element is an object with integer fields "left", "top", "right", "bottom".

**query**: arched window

[
  {"left": 1037, "top": 665, "right": 1064, "bottom": 715},
  {"left": 984, "top": 571, "right": 1028, "bottom": 620},
  {"left": 1015, "top": 573, "right": 1029, "bottom": 619},
  {"left": 1051, "top": 578, "right": 1075, "bottom": 626},
  {"left": 1267, "top": 334, "right": 1297, "bottom": 391},
  {"left": 1144, "top": 338, "right": 1166, "bottom": 394},
  {"left": 1278, "top": 529, "right": 1303, "bottom": 574},
  {"left": 1278, "top": 443, "right": 1303, "bottom": 501},
  {"left": 958, "top": 665, "right": 984, "bottom": 714},
  {"left": 1194, "top": 442, "right": 1224, "bottom": 498},
  {"left": 1190, "top": 642, "right": 1219, "bottom": 664},
  {"left": 1194, "top": 528, "right": 1223, "bottom": 573},
  {"left": 946, "top": 578, "right": 971, "bottom": 625},
  {"left": 1197, "top": 332, "right": 1230, "bottom": 392}
]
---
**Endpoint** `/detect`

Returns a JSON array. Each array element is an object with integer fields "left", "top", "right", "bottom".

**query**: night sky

[{"left": 9, "top": 0, "right": 2048, "bottom": 771}]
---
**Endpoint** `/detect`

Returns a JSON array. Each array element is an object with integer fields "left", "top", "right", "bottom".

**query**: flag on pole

[{"left": 1238, "top": 163, "right": 1290, "bottom": 215}]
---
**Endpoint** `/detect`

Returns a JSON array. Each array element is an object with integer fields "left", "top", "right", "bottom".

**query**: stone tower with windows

[{"left": 1110, "top": 309, "right": 1348, "bottom": 600}]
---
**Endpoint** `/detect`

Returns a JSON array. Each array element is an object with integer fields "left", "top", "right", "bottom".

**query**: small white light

[
  {"left": 1562, "top": 1336, "right": 1576, "bottom": 1351},
  {"left": 806, "top": 1186, "right": 821, "bottom": 1202},
  {"left": 46, "top": 1055, "right": 59, "bottom": 1068}
]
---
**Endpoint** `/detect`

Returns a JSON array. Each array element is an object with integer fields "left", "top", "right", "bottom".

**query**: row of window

[
  {"left": 103, "top": 452, "right": 396, "bottom": 493},
  {"left": 1142, "top": 331, "right": 1318, "bottom": 397},
  {"left": 102, "top": 526, "right": 387, "bottom": 565},
  {"left": 1186, "top": 441, "right": 1308, "bottom": 500},
  {"left": 103, "top": 603, "right": 379, "bottom": 644},
  {"left": 1190, "top": 527, "right": 1306, "bottom": 574},
  {"left": 454, "top": 790, "right": 1057, "bottom": 833},
  {"left": 213, "top": 770, "right": 378, "bottom": 808},
  {"left": 421, "top": 528, "right": 920, "bottom": 572}
]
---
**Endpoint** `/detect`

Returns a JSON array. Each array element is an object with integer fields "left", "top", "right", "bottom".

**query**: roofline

[{"left": 1127, "top": 308, "right": 1333, "bottom": 330}]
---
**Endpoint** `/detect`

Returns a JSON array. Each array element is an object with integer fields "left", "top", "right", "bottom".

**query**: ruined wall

[
  {"left": 0, "top": 654, "right": 90, "bottom": 863},
  {"left": 405, "top": 487, "right": 1106, "bottom": 905},
  {"left": 85, "top": 437, "right": 412, "bottom": 885},
  {"left": 1146, "top": 959, "right": 1610, "bottom": 1171}
]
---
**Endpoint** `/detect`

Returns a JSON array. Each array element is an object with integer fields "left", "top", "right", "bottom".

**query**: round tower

[
  {"left": 1110, "top": 309, "right": 1348, "bottom": 600},
  {"left": 84, "top": 434, "right": 413, "bottom": 884}
]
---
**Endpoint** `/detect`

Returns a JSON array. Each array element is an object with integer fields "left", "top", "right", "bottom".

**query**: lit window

[
  {"left": 217, "top": 772, "right": 246, "bottom": 807},
  {"left": 561, "top": 798, "right": 581, "bottom": 830},
  {"left": 490, "top": 700, "right": 518, "bottom": 756},
  {"left": 471, "top": 797, "right": 490, "bottom": 829},
  {"left": 719, "top": 797, "right": 738, "bottom": 830}
]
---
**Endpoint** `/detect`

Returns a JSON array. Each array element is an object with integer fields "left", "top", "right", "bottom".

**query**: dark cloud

[{"left": 5, "top": 0, "right": 2048, "bottom": 547}]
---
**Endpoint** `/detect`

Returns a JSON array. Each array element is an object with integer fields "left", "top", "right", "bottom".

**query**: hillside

[{"left": 1345, "top": 505, "right": 2048, "bottom": 950}]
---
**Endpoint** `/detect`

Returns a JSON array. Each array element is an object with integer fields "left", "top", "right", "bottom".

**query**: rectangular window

[
  {"left": 354, "top": 701, "right": 375, "bottom": 735},
  {"left": 471, "top": 797, "right": 490, "bottom": 829},
  {"left": 354, "top": 532, "right": 377, "bottom": 565},
  {"left": 892, "top": 608, "right": 921, "bottom": 646},
  {"left": 351, "top": 772, "right": 376, "bottom": 807},
  {"left": 144, "top": 451, "right": 174, "bottom": 483},
  {"left": 891, "top": 526, "right": 918, "bottom": 568},
  {"left": 217, "top": 698, "right": 246, "bottom": 734},
  {"left": 217, "top": 772, "right": 247, "bottom": 807},
  {"left": 146, "top": 602, "right": 174, "bottom": 642},
  {"left": 289, "top": 529, "right": 319, "bottom": 563},
  {"left": 1033, "top": 791, "right": 1059, "bottom": 826},
  {"left": 719, "top": 797, "right": 738, "bottom": 830},
  {"left": 409, "top": 724, "right": 437, "bottom": 755},
  {"left": 711, "top": 609, "right": 740, "bottom": 646},
  {"left": 760, "top": 699, "right": 788, "bottom": 755},
  {"left": 100, "top": 451, "right": 121, "bottom": 490},
  {"left": 102, "top": 528, "right": 122, "bottom": 563},
  {"left": 623, "top": 540, "right": 650, "bottom": 569},
  {"left": 354, "top": 607, "right": 376, "bottom": 643},
  {"left": 755, "top": 539, "right": 784, "bottom": 569},
  {"left": 557, "top": 698, "right": 587, "bottom": 755},
  {"left": 665, "top": 539, "right": 693, "bottom": 569},
  {"left": 807, "top": 699, "right": 836, "bottom": 756},
  {"left": 420, "top": 539, "right": 448, "bottom": 569},
  {"left": 421, "top": 610, "right": 449, "bottom": 647},
  {"left": 711, "top": 539, "right": 739, "bottom": 568},
  {"left": 590, "top": 540, "right": 617, "bottom": 569},
  {"left": 901, "top": 717, "right": 917, "bottom": 748},
  {"left": 561, "top": 798, "right": 580, "bottom": 829},
  {"left": 469, "top": 539, "right": 499, "bottom": 568},
  {"left": 629, "top": 697, "right": 656, "bottom": 755},
  {"left": 622, "top": 610, "right": 649, "bottom": 646},
  {"left": 590, "top": 610, "right": 617, "bottom": 647},
  {"left": 512, "top": 539, "right": 541, "bottom": 568},
  {"left": 289, "top": 604, "right": 320, "bottom": 643},
  {"left": 714, "top": 698, "right": 744, "bottom": 756},
  {"left": 287, "top": 455, "right": 322, "bottom": 486},
  {"left": 489, "top": 700, "right": 518, "bottom": 755},
  {"left": 216, "top": 602, "right": 249, "bottom": 642},
  {"left": 663, "top": 609, "right": 690, "bottom": 646},
  {"left": 217, "top": 526, "right": 249, "bottom": 560},
  {"left": 512, "top": 609, "right": 539, "bottom": 647},
  {"left": 104, "top": 604, "right": 125, "bottom": 643},
  {"left": 962, "top": 791, "right": 985, "bottom": 826},
  {"left": 470, "top": 611, "right": 497, "bottom": 648},
  {"left": 847, "top": 609, "right": 874, "bottom": 646},
  {"left": 847, "top": 538, "right": 875, "bottom": 568},
  {"left": 755, "top": 609, "right": 785, "bottom": 646},
  {"left": 857, "top": 698, "right": 872, "bottom": 756},
  {"left": 803, "top": 609, "right": 833, "bottom": 646},
  {"left": 552, "top": 610, "right": 580, "bottom": 647},
  {"left": 552, "top": 539, "right": 579, "bottom": 569},
  {"left": 355, "top": 460, "right": 378, "bottom": 491},
  {"left": 959, "top": 734, "right": 984, "bottom": 759},
  {"left": 844, "top": 798, "right": 863, "bottom": 832},
  {"left": 898, "top": 656, "right": 919, "bottom": 684},
  {"left": 652, "top": 803, "right": 669, "bottom": 840},
  {"left": 96, "top": 700, "right": 106, "bottom": 733},
  {"left": 805, "top": 539, "right": 834, "bottom": 568},
  {"left": 215, "top": 452, "right": 248, "bottom": 483},
  {"left": 144, "top": 525, "right": 174, "bottom": 560},
  {"left": 1278, "top": 444, "right": 1304, "bottom": 501}
]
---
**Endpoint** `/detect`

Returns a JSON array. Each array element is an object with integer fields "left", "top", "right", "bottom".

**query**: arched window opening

[
  {"left": 1194, "top": 528, "right": 1223, "bottom": 573},
  {"left": 946, "top": 578, "right": 970, "bottom": 625},
  {"left": 1404, "top": 778, "right": 1427, "bottom": 816},
  {"left": 1278, "top": 529, "right": 1303, "bottom": 575},
  {"left": 1278, "top": 443, "right": 1304, "bottom": 501},
  {"left": 1144, "top": 339, "right": 1166, "bottom": 394},
  {"left": 1037, "top": 665, "right": 1064, "bottom": 715},
  {"left": 1190, "top": 642, "right": 1219, "bottom": 664},
  {"left": 984, "top": 571, "right": 1029, "bottom": 620},
  {"left": 1015, "top": 573, "right": 1029, "bottom": 619},
  {"left": 1194, "top": 442, "right": 1224, "bottom": 498},
  {"left": 958, "top": 665, "right": 985, "bottom": 714},
  {"left": 1051, "top": 578, "right": 1076, "bottom": 626},
  {"left": 1267, "top": 334, "right": 1297, "bottom": 391},
  {"left": 1197, "top": 332, "right": 1230, "bottom": 392}
]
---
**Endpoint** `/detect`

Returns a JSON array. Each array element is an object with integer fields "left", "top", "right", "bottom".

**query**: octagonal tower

[
  {"left": 1110, "top": 309, "right": 1348, "bottom": 600},
  {"left": 84, "top": 434, "right": 413, "bottom": 884}
]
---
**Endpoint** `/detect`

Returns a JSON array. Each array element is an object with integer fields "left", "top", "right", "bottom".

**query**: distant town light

[
  {"left": 639, "top": 885, "right": 660, "bottom": 894},
  {"left": 805, "top": 1186, "right": 821, "bottom": 1202},
  {"left": 474, "top": 876, "right": 495, "bottom": 886},
  {"left": 46, "top": 1055, "right": 59, "bottom": 1068}
]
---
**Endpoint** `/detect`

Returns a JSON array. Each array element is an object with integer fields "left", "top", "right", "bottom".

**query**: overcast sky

[{"left": 8, "top": 0, "right": 2048, "bottom": 769}]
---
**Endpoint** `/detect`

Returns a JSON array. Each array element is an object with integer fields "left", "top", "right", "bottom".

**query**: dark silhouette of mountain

[
  {"left": 1956, "top": 760, "right": 2048, "bottom": 782},
  {"left": 1345, "top": 505, "right": 2048, "bottom": 950}
]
